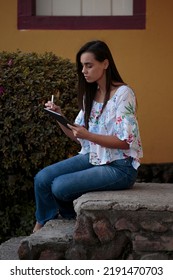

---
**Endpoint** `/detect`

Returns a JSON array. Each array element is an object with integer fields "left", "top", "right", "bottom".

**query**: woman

[{"left": 33, "top": 40, "right": 143, "bottom": 232}]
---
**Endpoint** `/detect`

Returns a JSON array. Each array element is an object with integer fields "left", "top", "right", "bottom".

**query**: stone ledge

[
  {"left": 72, "top": 183, "right": 173, "bottom": 260},
  {"left": 74, "top": 183, "right": 173, "bottom": 214}
]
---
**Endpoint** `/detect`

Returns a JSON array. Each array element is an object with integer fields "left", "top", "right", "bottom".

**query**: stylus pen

[{"left": 51, "top": 95, "right": 54, "bottom": 108}]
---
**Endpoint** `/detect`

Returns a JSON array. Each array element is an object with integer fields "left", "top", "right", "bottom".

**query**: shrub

[{"left": 0, "top": 51, "right": 79, "bottom": 243}]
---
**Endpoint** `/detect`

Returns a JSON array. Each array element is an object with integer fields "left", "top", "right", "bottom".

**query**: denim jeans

[{"left": 34, "top": 153, "right": 137, "bottom": 225}]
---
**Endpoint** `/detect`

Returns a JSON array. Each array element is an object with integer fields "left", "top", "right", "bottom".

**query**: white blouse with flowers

[{"left": 75, "top": 85, "right": 143, "bottom": 169}]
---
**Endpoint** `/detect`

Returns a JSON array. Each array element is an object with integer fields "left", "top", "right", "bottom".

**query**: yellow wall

[{"left": 0, "top": 0, "right": 173, "bottom": 164}]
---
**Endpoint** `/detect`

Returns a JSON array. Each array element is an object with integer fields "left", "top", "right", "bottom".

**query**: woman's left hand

[{"left": 68, "top": 124, "right": 90, "bottom": 139}]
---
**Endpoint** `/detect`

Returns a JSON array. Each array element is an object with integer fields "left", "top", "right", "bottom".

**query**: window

[
  {"left": 18, "top": 0, "right": 146, "bottom": 30},
  {"left": 36, "top": 0, "right": 133, "bottom": 16}
]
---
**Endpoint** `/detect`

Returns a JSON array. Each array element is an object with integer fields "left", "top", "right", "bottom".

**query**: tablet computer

[{"left": 44, "top": 108, "right": 74, "bottom": 129}]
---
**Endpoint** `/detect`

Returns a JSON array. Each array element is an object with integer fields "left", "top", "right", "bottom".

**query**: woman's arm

[
  {"left": 68, "top": 124, "right": 129, "bottom": 149},
  {"left": 88, "top": 133, "right": 129, "bottom": 149}
]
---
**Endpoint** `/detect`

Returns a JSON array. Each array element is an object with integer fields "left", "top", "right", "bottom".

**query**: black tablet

[{"left": 44, "top": 108, "right": 74, "bottom": 129}]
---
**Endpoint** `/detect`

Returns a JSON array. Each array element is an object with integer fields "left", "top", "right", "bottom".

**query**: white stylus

[{"left": 51, "top": 95, "right": 54, "bottom": 108}]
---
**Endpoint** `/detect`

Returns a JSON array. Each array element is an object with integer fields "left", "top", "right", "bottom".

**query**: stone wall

[{"left": 69, "top": 209, "right": 173, "bottom": 260}]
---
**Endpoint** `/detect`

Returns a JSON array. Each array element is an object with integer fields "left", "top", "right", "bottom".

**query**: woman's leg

[
  {"left": 51, "top": 157, "right": 137, "bottom": 207},
  {"left": 34, "top": 154, "right": 137, "bottom": 230},
  {"left": 34, "top": 154, "right": 93, "bottom": 225}
]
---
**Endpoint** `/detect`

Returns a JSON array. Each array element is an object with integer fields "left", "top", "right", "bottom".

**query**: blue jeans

[{"left": 34, "top": 153, "right": 137, "bottom": 225}]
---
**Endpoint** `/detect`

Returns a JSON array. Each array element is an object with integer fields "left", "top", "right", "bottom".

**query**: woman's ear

[{"left": 104, "top": 59, "right": 109, "bottom": 69}]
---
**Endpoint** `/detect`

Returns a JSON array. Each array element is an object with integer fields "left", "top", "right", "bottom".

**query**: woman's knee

[
  {"left": 51, "top": 177, "right": 72, "bottom": 201},
  {"left": 34, "top": 167, "right": 50, "bottom": 190}
]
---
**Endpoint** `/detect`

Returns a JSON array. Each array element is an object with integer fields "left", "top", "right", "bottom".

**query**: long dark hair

[{"left": 76, "top": 40, "right": 125, "bottom": 128}]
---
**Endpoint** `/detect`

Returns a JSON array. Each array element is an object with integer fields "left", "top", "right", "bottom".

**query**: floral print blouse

[{"left": 75, "top": 85, "right": 143, "bottom": 169}]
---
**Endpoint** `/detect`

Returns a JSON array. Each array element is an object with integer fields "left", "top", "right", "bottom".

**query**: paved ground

[{"left": 0, "top": 236, "right": 26, "bottom": 260}]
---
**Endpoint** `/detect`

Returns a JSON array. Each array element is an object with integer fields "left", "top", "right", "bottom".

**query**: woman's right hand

[
  {"left": 45, "top": 100, "right": 79, "bottom": 144},
  {"left": 45, "top": 101, "right": 62, "bottom": 114}
]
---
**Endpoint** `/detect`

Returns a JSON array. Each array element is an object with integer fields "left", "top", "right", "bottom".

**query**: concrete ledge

[{"left": 74, "top": 183, "right": 173, "bottom": 213}]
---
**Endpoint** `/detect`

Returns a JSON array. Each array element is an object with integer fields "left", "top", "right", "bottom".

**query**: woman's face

[{"left": 80, "top": 52, "right": 108, "bottom": 83}]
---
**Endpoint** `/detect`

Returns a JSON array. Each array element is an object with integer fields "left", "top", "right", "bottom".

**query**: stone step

[
  {"left": 0, "top": 219, "right": 76, "bottom": 260},
  {"left": 18, "top": 219, "right": 76, "bottom": 260}
]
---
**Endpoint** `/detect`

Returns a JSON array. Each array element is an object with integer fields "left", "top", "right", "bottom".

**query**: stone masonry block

[{"left": 93, "top": 219, "right": 115, "bottom": 243}]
